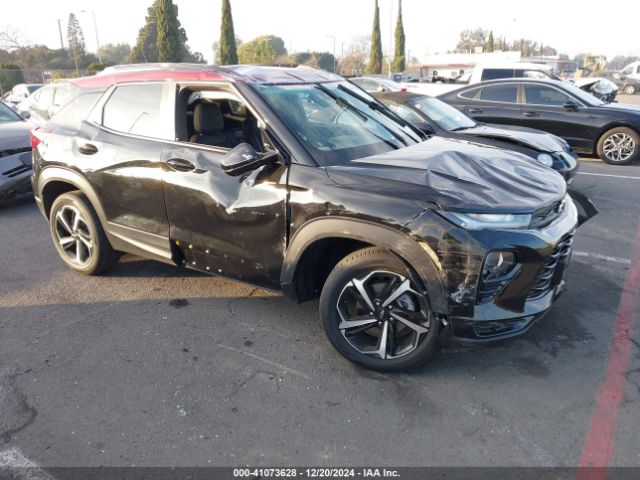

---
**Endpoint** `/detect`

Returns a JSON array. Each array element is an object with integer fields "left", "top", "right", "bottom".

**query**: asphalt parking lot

[{"left": 0, "top": 100, "right": 639, "bottom": 470}]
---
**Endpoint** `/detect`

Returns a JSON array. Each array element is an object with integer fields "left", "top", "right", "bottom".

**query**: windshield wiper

[
  {"left": 338, "top": 83, "right": 428, "bottom": 141},
  {"left": 314, "top": 84, "right": 404, "bottom": 149}
]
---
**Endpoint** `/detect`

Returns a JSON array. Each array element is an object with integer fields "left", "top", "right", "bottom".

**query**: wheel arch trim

[
  {"left": 37, "top": 166, "right": 108, "bottom": 223},
  {"left": 280, "top": 217, "right": 448, "bottom": 314}
]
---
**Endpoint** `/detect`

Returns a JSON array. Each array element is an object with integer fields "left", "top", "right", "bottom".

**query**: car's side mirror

[
  {"left": 221, "top": 142, "right": 278, "bottom": 176},
  {"left": 563, "top": 101, "right": 579, "bottom": 112},
  {"left": 20, "top": 110, "right": 31, "bottom": 119}
]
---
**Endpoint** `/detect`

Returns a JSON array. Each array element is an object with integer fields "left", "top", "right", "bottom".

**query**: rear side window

[
  {"left": 50, "top": 92, "right": 101, "bottom": 130},
  {"left": 481, "top": 69, "right": 515, "bottom": 81},
  {"left": 459, "top": 87, "right": 481, "bottom": 99},
  {"left": 479, "top": 84, "right": 518, "bottom": 103},
  {"left": 103, "top": 84, "right": 163, "bottom": 138},
  {"left": 524, "top": 84, "right": 571, "bottom": 106}
]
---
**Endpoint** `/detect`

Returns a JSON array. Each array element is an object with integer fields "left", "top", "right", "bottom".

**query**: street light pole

[
  {"left": 326, "top": 35, "right": 336, "bottom": 73},
  {"left": 81, "top": 10, "right": 102, "bottom": 64}
]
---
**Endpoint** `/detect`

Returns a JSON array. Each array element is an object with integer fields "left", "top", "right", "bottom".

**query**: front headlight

[
  {"left": 536, "top": 153, "right": 554, "bottom": 167},
  {"left": 439, "top": 211, "right": 532, "bottom": 230}
]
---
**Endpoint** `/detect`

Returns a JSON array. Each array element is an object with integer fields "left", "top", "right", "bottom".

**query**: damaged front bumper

[{"left": 409, "top": 197, "right": 579, "bottom": 342}]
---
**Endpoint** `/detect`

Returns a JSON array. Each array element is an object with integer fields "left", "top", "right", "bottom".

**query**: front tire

[
  {"left": 49, "top": 192, "right": 119, "bottom": 275},
  {"left": 320, "top": 247, "right": 439, "bottom": 372},
  {"left": 622, "top": 84, "right": 637, "bottom": 95},
  {"left": 597, "top": 127, "right": 639, "bottom": 165}
]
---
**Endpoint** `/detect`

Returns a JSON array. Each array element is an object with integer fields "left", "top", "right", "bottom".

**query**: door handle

[
  {"left": 468, "top": 108, "right": 483, "bottom": 114},
  {"left": 79, "top": 143, "right": 98, "bottom": 155},
  {"left": 167, "top": 158, "right": 196, "bottom": 172},
  {"left": 523, "top": 111, "right": 539, "bottom": 117}
]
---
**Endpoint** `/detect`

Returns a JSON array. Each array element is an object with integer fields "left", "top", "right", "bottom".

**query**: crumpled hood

[
  {"left": 461, "top": 123, "right": 568, "bottom": 153},
  {"left": 325, "top": 137, "right": 566, "bottom": 214},
  {"left": 0, "top": 122, "right": 31, "bottom": 151}
]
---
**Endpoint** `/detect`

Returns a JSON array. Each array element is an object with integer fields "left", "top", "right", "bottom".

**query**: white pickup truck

[{"left": 402, "top": 63, "right": 560, "bottom": 97}]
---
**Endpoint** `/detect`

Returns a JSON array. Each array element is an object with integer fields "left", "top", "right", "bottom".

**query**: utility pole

[
  {"left": 326, "top": 35, "right": 336, "bottom": 73},
  {"left": 57, "top": 19, "right": 64, "bottom": 49},
  {"left": 80, "top": 10, "right": 102, "bottom": 64}
]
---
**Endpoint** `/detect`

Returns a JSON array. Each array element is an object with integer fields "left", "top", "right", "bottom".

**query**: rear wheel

[
  {"left": 622, "top": 84, "right": 637, "bottom": 95},
  {"left": 320, "top": 247, "right": 438, "bottom": 372},
  {"left": 597, "top": 127, "right": 640, "bottom": 165},
  {"left": 49, "top": 192, "right": 119, "bottom": 275}
]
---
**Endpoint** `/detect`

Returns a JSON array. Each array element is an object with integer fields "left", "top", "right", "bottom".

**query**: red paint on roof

[{"left": 71, "top": 69, "right": 228, "bottom": 89}]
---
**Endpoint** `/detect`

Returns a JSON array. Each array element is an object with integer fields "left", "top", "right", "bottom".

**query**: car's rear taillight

[{"left": 30, "top": 127, "right": 51, "bottom": 149}]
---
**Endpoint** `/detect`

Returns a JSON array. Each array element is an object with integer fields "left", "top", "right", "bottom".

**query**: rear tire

[
  {"left": 319, "top": 247, "right": 439, "bottom": 372},
  {"left": 49, "top": 192, "right": 119, "bottom": 275},
  {"left": 597, "top": 127, "right": 639, "bottom": 165},
  {"left": 622, "top": 84, "right": 637, "bottom": 95}
]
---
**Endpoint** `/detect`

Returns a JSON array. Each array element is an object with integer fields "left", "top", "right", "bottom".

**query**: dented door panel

[{"left": 162, "top": 145, "right": 288, "bottom": 289}]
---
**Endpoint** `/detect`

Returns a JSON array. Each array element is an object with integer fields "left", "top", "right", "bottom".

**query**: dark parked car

[
  {"left": 33, "top": 65, "right": 581, "bottom": 371},
  {"left": 439, "top": 78, "right": 640, "bottom": 165},
  {"left": 372, "top": 90, "right": 578, "bottom": 181},
  {"left": 0, "top": 100, "right": 32, "bottom": 201}
]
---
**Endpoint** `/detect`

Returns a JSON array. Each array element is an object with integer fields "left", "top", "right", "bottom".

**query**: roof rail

[{"left": 98, "top": 63, "right": 216, "bottom": 75}]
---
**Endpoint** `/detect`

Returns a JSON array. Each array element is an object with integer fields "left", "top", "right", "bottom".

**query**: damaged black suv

[{"left": 32, "top": 65, "right": 580, "bottom": 371}]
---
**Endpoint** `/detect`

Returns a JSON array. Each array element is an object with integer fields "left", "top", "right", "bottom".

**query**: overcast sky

[{"left": 4, "top": 0, "right": 639, "bottom": 62}]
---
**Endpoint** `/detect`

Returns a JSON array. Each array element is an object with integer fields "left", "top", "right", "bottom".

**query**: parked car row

[
  {"left": 438, "top": 78, "right": 640, "bottom": 165},
  {"left": 27, "top": 64, "right": 602, "bottom": 371}
]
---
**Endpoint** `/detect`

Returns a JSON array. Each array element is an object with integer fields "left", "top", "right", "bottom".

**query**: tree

[
  {"left": 237, "top": 35, "right": 286, "bottom": 64},
  {"left": 86, "top": 62, "right": 107, "bottom": 75},
  {"left": 97, "top": 43, "right": 131, "bottom": 65},
  {"left": 130, "top": 0, "right": 195, "bottom": 63},
  {"left": 486, "top": 31, "right": 494, "bottom": 53},
  {"left": 341, "top": 35, "right": 370, "bottom": 76},
  {"left": 391, "top": 0, "right": 405, "bottom": 72},
  {"left": 218, "top": 0, "right": 238, "bottom": 64},
  {"left": 0, "top": 62, "right": 24, "bottom": 94},
  {"left": 366, "top": 0, "right": 383, "bottom": 74},
  {"left": 156, "top": 0, "right": 181, "bottom": 62},
  {"left": 67, "top": 13, "right": 86, "bottom": 74},
  {"left": 455, "top": 28, "right": 488, "bottom": 53}
]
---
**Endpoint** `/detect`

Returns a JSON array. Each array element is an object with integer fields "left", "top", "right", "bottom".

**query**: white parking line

[
  {"left": 573, "top": 251, "right": 632, "bottom": 265},
  {"left": 577, "top": 172, "right": 640, "bottom": 180},
  {"left": 0, "top": 447, "right": 54, "bottom": 479}
]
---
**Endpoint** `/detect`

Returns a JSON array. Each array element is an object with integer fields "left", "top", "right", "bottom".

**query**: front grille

[
  {"left": 527, "top": 230, "right": 575, "bottom": 300},
  {"left": 2, "top": 164, "right": 31, "bottom": 178},
  {"left": 530, "top": 200, "right": 563, "bottom": 229},
  {"left": 0, "top": 146, "right": 31, "bottom": 159}
]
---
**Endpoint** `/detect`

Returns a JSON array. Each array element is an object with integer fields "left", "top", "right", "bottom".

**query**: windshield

[
  {"left": 255, "top": 81, "right": 419, "bottom": 166},
  {"left": 409, "top": 96, "right": 476, "bottom": 131},
  {"left": 0, "top": 102, "right": 23, "bottom": 123},
  {"left": 562, "top": 82, "right": 604, "bottom": 106}
]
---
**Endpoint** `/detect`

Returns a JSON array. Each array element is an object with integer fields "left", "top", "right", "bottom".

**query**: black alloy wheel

[{"left": 320, "top": 248, "right": 439, "bottom": 371}]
